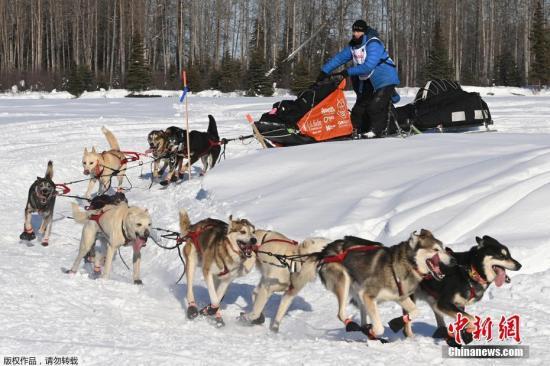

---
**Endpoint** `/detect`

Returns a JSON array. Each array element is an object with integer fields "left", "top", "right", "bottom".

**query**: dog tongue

[
  {"left": 494, "top": 266, "right": 506, "bottom": 287},
  {"left": 132, "top": 237, "right": 146, "bottom": 253}
]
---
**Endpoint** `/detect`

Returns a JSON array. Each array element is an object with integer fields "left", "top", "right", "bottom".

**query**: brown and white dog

[
  {"left": 239, "top": 230, "right": 331, "bottom": 332},
  {"left": 20, "top": 161, "right": 56, "bottom": 246},
  {"left": 178, "top": 209, "right": 257, "bottom": 327},
  {"left": 317, "top": 230, "right": 455, "bottom": 342},
  {"left": 82, "top": 127, "right": 127, "bottom": 198},
  {"left": 67, "top": 201, "right": 151, "bottom": 284},
  {"left": 147, "top": 129, "right": 170, "bottom": 180}
]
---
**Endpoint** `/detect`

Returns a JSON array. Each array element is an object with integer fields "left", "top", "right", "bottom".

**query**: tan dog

[
  {"left": 241, "top": 230, "right": 331, "bottom": 332},
  {"left": 82, "top": 127, "right": 127, "bottom": 198},
  {"left": 67, "top": 202, "right": 151, "bottom": 284},
  {"left": 178, "top": 209, "right": 257, "bottom": 327}
]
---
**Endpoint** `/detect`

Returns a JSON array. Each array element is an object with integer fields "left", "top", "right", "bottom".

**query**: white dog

[
  {"left": 241, "top": 230, "right": 331, "bottom": 332},
  {"left": 67, "top": 202, "right": 151, "bottom": 284}
]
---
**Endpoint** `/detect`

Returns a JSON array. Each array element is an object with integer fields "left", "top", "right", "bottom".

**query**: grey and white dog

[
  {"left": 20, "top": 161, "right": 56, "bottom": 246},
  {"left": 317, "top": 229, "right": 455, "bottom": 342}
]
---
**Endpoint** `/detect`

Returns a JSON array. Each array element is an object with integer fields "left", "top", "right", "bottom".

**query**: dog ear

[
  {"left": 91, "top": 146, "right": 97, "bottom": 153},
  {"left": 476, "top": 236, "right": 485, "bottom": 248},
  {"left": 409, "top": 230, "right": 419, "bottom": 248},
  {"left": 84, "top": 147, "right": 88, "bottom": 154}
]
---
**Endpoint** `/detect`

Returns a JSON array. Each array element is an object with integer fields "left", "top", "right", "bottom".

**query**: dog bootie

[
  {"left": 388, "top": 314, "right": 410, "bottom": 332},
  {"left": 345, "top": 319, "right": 362, "bottom": 332},
  {"left": 187, "top": 305, "right": 199, "bottom": 320},
  {"left": 432, "top": 326, "right": 449, "bottom": 339},
  {"left": 20, "top": 230, "right": 36, "bottom": 241}
]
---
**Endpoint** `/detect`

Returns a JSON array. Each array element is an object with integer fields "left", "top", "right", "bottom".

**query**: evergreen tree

[
  {"left": 185, "top": 63, "right": 203, "bottom": 92},
  {"left": 219, "top": 50, "right": 241, "bottom": 92},
  {"left": 79, "top": 65, "right": 94, "bottom": 91},
  {"left": 272, "top": 50, "right": 291, "bottom": 89},
  {"left": 290, "top": 60, "right": 313, "bottom": 95},
  {"left": 67, "top": 65, "right": 84, "bottom": 97},
  {"left": 423, "top": 20, "right": 454, "bottom": 82},
  {"left": 530, "top": 1, "right": 550, "bottom": 86},
  {"left": 246, "top": 20, "right": 273, "bottom": 96},
  {"left": 126, "top": 33, "right": 152, "bottom": 92},
  {"left": 494, "top": 52, "right": 522, "bottom": 86}
]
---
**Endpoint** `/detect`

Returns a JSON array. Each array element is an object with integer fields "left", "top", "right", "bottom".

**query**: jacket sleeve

[
  {"left": 321, "top": 47, "right": 353, "bottom": 74},
  {"left": 346, "top": 39, "right": 384, "bottom": 77}
]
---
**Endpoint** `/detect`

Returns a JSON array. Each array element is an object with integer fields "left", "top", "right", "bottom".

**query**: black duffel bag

[{"left": 395, "top": 79, "right": 492, "bottom": 131}]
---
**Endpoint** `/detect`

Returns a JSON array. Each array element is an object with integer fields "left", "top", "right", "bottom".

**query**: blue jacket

[{"left": 321, "top": 30, "right": 400, "bottom": 102}]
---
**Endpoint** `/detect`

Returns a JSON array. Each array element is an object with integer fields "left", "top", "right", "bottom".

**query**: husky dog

[
  {"left": 156, "top": 115, "right": 221, "bottom": 186},
  {"left": 239, "top": 230, "right": 331, "bottom": 332},
  {"left": 178, "top": 209, "right": 257, "bottom": 327},
  {"left": 178, "top": 115, "right": 221, "bottom": 177},
  {"left": 20, "top": 161, "right": 56, "bottom": 246},
  {"left": 67, "top": 201, "right": 151, "bottom": 284},
  {"left": 404, "top": 235, "right": 522, "bottom": 344},
  {"left": 147, "top": 129, "right": 169, "bottom": 180},
  {"left": 318, "top": 230, "right": 455, "bottom": 341},
  {"left": 82, "top": 127, "right": 127, "bottom": 199}
]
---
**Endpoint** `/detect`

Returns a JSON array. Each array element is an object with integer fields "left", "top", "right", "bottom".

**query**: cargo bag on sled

[
  {"left": 255, "top": 79, "right": 353, "bottom": 146},
  {"left": 395, "top": 79, "right": 493, "bottom": 132}
]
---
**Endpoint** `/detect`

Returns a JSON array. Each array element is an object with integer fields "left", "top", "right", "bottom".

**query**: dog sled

[{"left": 253, "top": 78, "right": 494, "bottom": 147}]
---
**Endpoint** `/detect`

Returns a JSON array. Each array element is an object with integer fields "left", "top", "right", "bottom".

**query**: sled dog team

[{"left": 20, "top": 123, "right": 522, "bottom": 345}]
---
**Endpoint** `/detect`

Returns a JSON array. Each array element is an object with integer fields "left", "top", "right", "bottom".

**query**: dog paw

[
  {"left": 19, "top": 231, "right": 36, "bottom": 241},
  {"left": 251, "top": 312, "right": 265, "bottom": 325},
  {"left": 200, "top": 304, "right": 219, "bottom": 317},
  {"left": 187, "top": 305, "right": 199, "bottom": 320},
  {"left": 134, "top": 279, "right": 143, "bottom": 285},
  {"left": 269, "top": 322, "right": 280, "bottom": 333},
  {"left": 214, "top": 317, "right": 225, "bottom": 328},
  {"left": 388, "top": 315, "right": 406, "bottom": 332},
  {"left": 345, "top": 320, "right": 362, "bottom": 332},
  {"left": 432, "top": 326, "right": 449, "bottom": 339}
]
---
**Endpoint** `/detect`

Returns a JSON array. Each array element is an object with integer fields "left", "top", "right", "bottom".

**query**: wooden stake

[
  {"left": 246, "top": 114, "right": 268, "bottom": 149},
  {"left": 183, "top": 70, "right": 192, "bottom": 180}
]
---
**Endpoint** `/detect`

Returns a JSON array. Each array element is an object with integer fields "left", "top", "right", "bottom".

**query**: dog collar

[{"left": 468, "top": 265, "right": 488, "bottom": 286}]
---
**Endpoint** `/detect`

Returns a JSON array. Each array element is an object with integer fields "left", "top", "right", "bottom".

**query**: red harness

[
  {"left": 320, "top": 245, "right": 382, "bottom": 264},
  {"left": 177, "top": 224, "right": 217, "bottom": 255}
]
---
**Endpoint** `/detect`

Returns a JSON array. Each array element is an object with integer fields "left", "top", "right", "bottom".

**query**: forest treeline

[{"left": 0, "top": 0, "right": 549, "bottom": 95}]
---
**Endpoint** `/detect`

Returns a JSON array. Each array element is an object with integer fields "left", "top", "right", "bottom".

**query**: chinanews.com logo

[{"left": 443, "top": 313, "right": 529, "bottom": 359}]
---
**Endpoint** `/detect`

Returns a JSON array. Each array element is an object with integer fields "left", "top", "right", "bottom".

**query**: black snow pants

[{"left": 351, "top": 80, "right": 396, "bottom": 136}]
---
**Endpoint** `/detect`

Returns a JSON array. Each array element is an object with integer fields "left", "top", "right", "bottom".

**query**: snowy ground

[{"left": 1, "top": 88, "right": 549, "bottom": 365}]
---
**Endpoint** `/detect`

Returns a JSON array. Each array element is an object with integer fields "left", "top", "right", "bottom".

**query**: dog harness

[
  {"left": 177, "top": 224, "right": 218, "bottom": 255},
  {"left": 87, "top": 208, "right": 130, "bottom": 246},
  {"left": 320, "top": 244, "right": 382, "bottom": 264}
]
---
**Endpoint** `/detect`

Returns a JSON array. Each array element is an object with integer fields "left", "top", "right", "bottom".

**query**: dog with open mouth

[
  {"left": 66, "top": 201, "right": 151, "bottom": 284},
  {"left": 20, "top": 160, "right": 56, "bottom": 246},
  {"left": 178, "top": 209, "right": 257, "bottom": 327},
  {"left": 403, "top": 235, "right": 522, "bottom": 345},
  {"left": 317, "top": 229, "right": 455, "bottom": 342}
]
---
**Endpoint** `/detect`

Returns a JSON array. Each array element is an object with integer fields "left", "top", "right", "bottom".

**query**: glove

[{"left": 316, "top": 71, "right": 329, "bottom": 82}]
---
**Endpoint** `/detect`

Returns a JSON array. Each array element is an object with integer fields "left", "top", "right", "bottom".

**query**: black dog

[
  {"left": 159, "top": 115, "right": 221, "bottom": 186},
  {"left": 20, "top": 161, "right": 56, "bottom": 246},
  {"left": 404, "top": 235, "right": 522, "bottom": 346}
]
